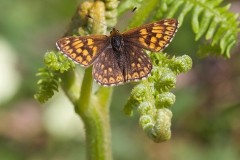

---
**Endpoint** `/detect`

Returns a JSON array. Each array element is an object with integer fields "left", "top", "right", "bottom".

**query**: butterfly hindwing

[
  {"left": 123, "top": 19, "right": 178, "bottom": 52},
  {"left": 124, "top": 45, "right": 152, "bottom": 82},
  {"left": 93, "top": 46, "right": 152, "bottom": 86},
  {"left": 93, "top": 48, "right": 125, "bottom": 86},
  {"left": 56, "top": 35, "right": 109, "bottom": 67}
]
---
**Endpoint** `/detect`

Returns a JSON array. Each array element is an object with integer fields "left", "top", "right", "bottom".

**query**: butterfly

[{"left": 56, "top": 19, "right": 178, "bottom": 86}]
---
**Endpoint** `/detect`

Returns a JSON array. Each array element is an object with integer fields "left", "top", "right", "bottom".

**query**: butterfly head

[
  {"left": 109, "top": 28, "right": 124, "bottom": 52},
  {"left": 110, "top": 28, "right": 120, "bottom": 36}
]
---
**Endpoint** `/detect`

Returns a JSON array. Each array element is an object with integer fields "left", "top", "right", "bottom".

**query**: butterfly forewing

[
  {"left": 123, "top": 19, "right": 178, "bottom": 52},
  {"left": 56, "top": 35, "right": 109, "bottom": 67}
]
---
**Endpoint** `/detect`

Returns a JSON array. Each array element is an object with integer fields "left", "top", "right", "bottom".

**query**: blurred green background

[{"left": 0, "top": 0, "right": 240, "bottom": 160}]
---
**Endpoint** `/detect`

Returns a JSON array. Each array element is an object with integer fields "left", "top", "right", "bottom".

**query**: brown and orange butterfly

[{"left": 56, "top": 19, "right": 178, "bottom": 86}]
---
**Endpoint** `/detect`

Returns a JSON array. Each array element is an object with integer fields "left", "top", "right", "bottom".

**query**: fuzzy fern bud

[
  {"left": 151, "top": 108, "right": 172, "bottom": 142},
  {"left": 170, "top": 55, "right": 192, "bottom": 74},
  {"left": 137, "top": 102, "right": 155, "bottom": 116},
  {"left": 155, "top": 69, "right": 176, "bottom": 92},
  {"left": 44, "top": 51, "right": 75, "bottom": 73},
  {"left": 155, "top": 92, "right": 175, "bottom": 108},
  {"left": 139, "top": 115, "right": 154, "bottom": 131}
]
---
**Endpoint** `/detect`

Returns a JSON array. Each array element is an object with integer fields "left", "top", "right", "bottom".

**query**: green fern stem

[
  {"left": 75, "top": 66, "right": 113, "bottom": 160},
  {"left": 70, "top": 1, "right": 116, "bottom": 160}
]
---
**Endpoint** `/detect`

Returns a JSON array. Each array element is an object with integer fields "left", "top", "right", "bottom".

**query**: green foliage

[
  {"left": 44, "top": 51, "right": 75, "bottom": 73},
  {"left": 117, "top": 0, "right": 143, "bottom": 16},
  {"left": 104, "top": 0, "right": 119, "bottom": 28},
  {"left": 118, "top": 0, "right": 238, "bottom": 142},
  {"left": 124, "top": 53, "right": 192, "bottom": 142},
  {"left": 34, "top": 0, "right": 238, "bottom": 146},
  {"left": 119, "top": 0, "right": 239, "bottom": 58},
  {"left": 34, "top": 51, "right": 74, "bottom": 103},
  {"left": 162, "top": 0, "right": 239, "bottom": 57}
]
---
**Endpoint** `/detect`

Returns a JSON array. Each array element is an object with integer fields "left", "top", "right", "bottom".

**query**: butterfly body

[
  {"left": 56, "top": 19, "right": 178, "bottom": 86},
  {"left": 110, "top": 28, "right": 124, "bottom": 52},
  {"left": 108, "top": 28, "right": 128, "bottom": 80}
]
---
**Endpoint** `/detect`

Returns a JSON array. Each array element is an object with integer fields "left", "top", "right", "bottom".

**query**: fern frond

[
  {"left": 34, "top": 68, "right": 61, "bottom": 103},
  {"left": 119, "top": 0, "right": 239, "bottom": 57},
  {"left": 124, "top": 53, "right": 192, "bottom": 142},
  {"left": 161, "top": 0, "right": 239, "bottom": 57},
  {"left": 34, "top": 51, "right": 75, "bottom": 103}
]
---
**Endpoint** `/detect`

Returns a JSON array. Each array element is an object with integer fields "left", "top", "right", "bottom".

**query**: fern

[
  {"left": 34, "top": 67, "right": 60, "bottom": 103},
  {"left": 119, "top": 0, "right": 239, "bottom": 58},
  {"left": 162, "top": 0, "right": 239, "bottom": 57},
  {"left": 124, "top": 53, "right": 192, "bottom": 142},
  {"left": 34, "top": 51, "right": 75, "bottom": 103}
]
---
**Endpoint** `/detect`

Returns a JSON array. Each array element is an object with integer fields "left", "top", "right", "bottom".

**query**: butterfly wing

[
  {"left": 93, "top": 48, "right": 125, "bottom": 86},
  {"left": 56, "top": 35, "right": 110, "bottom": 67},
  {"left": 56, "top": 19, "right": 178, "bottom": 86},
  {"left": 124, "top": 45, "right": 152, "bottom": 82},
  {"left": 92, "top": 44, "right": 152, "bottom": 86},
  {"left": 122, "top": 19, "right": 178, "bottom": 52}
]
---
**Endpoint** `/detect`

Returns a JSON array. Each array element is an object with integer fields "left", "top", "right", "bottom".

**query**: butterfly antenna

[
  {"left": 86, "top": 14, "right": 109, "bottom": 28},
  {"left": 132, "top": 7, "right": 137, "bottom": 13}
]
